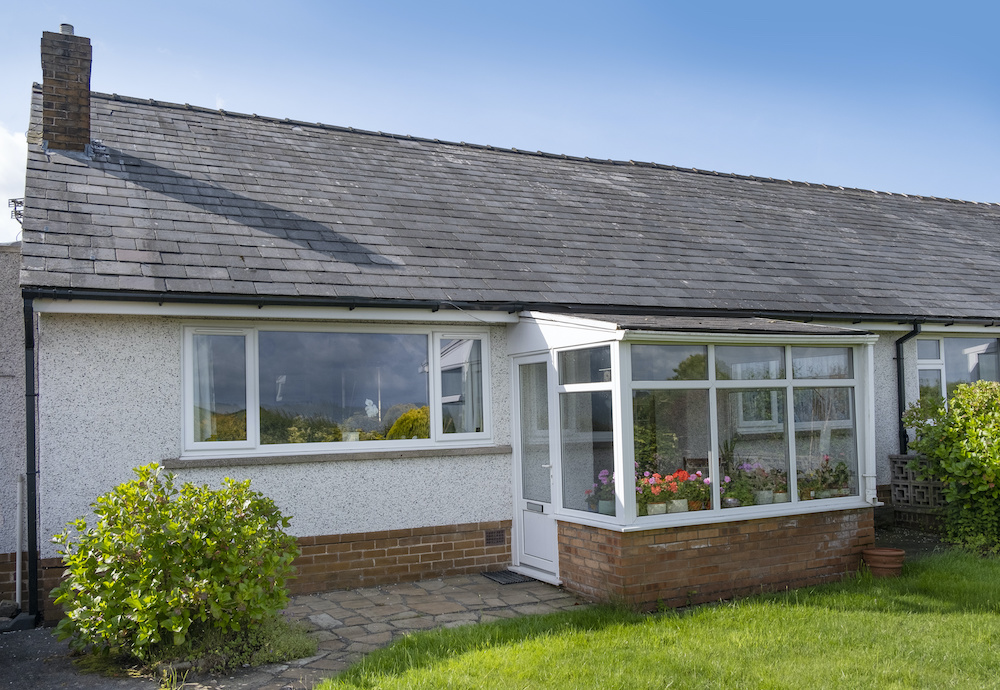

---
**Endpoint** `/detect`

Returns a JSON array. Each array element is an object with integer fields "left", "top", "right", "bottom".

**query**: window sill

[
  {"left": 165, "top": 444, "right": 513, "bottom": 469},
  {"left": 553, "top": 497, "right": 874, "bottom": 533}
]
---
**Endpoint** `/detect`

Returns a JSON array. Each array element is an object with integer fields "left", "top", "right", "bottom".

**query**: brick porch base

[{"left": 558, "top": 508, "right": 874, "bottom": 609}]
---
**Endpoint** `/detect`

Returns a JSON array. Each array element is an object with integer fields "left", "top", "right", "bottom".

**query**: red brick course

[
  {"left": 290, "top": 521, "right": 511, "bottom": 595},
  {"left": 558, "top": 508, "right": 874, "bottom": 609},
  {"left": 0, "top": 551, "right": 28, "bottom": 604},
  {"left": 19, "top": 520, "right": 511, "bottom": 621}
]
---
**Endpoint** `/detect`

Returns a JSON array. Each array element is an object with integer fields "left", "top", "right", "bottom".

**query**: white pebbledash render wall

[
  {"left": 0, "top": 244, "right": 26, "bottom": 557},
  {"left": 34, "top": 313, "right": 513, "bottom": 560}
]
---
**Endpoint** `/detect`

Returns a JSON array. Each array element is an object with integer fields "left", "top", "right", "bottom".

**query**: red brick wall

[
  {"left": 291, "top": 520, "right": 511, "bottom": 595},
  {"left": 558, "top": 508, "right": 874, "bottom": 609},
  {"left": 0, "top": 552, "right": 27, "bottom": 605},
  {"left": 31, "top": 520, "right": 512, "bottom": 620}
]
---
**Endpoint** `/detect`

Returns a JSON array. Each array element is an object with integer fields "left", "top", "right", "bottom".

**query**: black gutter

[
  {"left": 895, "top": 323, "right": 922, "bottom": 454},
  {"left": 19, "top": 286, "right": 1000, "bottom": 327},
  {"left": 23, "top": 297, "right": 39, "bottom": 620}
]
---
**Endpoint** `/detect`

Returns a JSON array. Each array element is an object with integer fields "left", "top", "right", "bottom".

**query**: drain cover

[{"left": 482, "top": 570, "right": 535, "bottom": 585}]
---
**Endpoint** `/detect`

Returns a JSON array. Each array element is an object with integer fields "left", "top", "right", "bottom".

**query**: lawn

[{"left": 317, "top": 551, "right": 1000, "bottom": 689}]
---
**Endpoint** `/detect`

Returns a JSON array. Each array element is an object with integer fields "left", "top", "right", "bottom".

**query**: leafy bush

[
  {"left": 903, "top": 380, "right": 1000, "bottom": 550},
  {"left": 386, "top": 406, "right": 430, "bottom": 440},
  {"left": 51, "top": 464, "right": 300, "bottom": 663},
  {"left": 260, "top": 408, "right": 342, "bottom": 444}
]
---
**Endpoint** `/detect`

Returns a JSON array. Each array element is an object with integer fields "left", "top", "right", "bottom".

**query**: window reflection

[
  {"left": 441, "top": 338, "right": 484, "bottom": 434},
  {"left": 192, "top": 334, "right": 247, "bottom": 442},
  {"left": 258, "top": 332, "right": 429, "bottom": 444},
  {"left": 716, "top": 346, "right": 784, "bottom": 380}
]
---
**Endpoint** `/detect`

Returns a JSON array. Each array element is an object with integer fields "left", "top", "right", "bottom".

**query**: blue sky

[{"left": 1, "top": 1, "right": 997, "bottom": 243}]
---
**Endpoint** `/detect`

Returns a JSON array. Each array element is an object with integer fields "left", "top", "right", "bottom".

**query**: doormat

[{"left": 482, "top": 570, "right": 536, "bottom": 585}]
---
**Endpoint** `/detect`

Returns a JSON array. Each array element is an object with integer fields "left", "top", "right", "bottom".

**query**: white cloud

[
  {"left": 0, "top": 123, "right": 27, "bottom": 243},
  {"left": 215, "top": 95, "right": 226, "bottom": 110}
]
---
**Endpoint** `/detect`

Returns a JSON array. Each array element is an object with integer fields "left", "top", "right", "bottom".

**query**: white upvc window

[
  {"left": 550, "top": 338, "right": 872, "bottom": 526},
  {"left": 917, "top": 336, "right": 1000, "bottom": 403},
  {"left": 182, "top": 324, "right": 491, "bottom": 456}
]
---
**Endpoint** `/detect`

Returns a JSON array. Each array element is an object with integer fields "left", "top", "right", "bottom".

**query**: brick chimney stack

[{"left": 40, "top": 24, "right": 92, "bottom": 152}]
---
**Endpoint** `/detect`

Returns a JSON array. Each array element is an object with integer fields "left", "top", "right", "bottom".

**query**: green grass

[{"left": 318, "top": 551, "right": 1000, "bottom": 689}]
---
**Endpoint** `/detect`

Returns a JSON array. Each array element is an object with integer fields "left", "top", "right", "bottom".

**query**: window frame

[
  {"left": 552, "top": 336, "right": 873, "bottom": 528},
  {"left": 916, "top": 335, "right": 1000, "bottom": 403},
  {"left": 182, "top": 323, "right": 492, "bottom": 457}
]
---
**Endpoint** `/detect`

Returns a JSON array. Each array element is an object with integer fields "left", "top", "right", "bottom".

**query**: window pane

[
  {"left": 794, "top": 387, "right": 858, "bottom": 500},
  {"left": 917, "top": 339, "right": 940, "bottom": 361},
  {"left": 192, "top": 334, "right": 247, "bottom": 442},
  {"left": 258, "top": 332, "right": 429, "bottom": 444},
  {"left": 633, "top": 389, "right": 711, "bottom": 516},
  {"left": 631, "top": 344, "right": 707, "bottom": 381},
  {"left": 561, "top": 390, "right": 615, "bottom": 514},
  {"left": 943, "top": 338, "right": 1000, "bottom": 397},
  {"left": 559, "top": 346, "right": 611, "bottom": 384},
  {"left": 791, "top": 347, "right": 853, "bottom": 379},
  {"left": 716, "top": 346, "right": 784, "bottom": 380},
  {"left": 918, "top": 369, "right": 943, "bottom": 405},
  {"left": 519, "top": 362, "right": 551, "bottom": 503},
  {"left": 717, "top": 388, "right": 789, "bottom": 509},
  {"left": 441, "top": 338, "right": 484, "bottom": 434}
]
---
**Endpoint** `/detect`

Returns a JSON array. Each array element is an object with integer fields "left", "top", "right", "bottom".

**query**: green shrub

[
  {"left": 51, "top": 464, "right": 300, "bottom": 662},
  {"left": 386, "top": 406, "right": 430, "bottom": 439},
  {"left": 903, "top": 380, "right": 1000, "bottom": 550}
]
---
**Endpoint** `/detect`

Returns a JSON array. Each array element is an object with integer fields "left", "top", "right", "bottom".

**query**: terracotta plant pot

[{"left": 861, "top": 547, "right": 905, "bottom": 578}]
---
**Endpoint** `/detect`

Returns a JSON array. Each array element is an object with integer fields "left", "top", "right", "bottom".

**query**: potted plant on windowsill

[
  {"left": 679, "top": 471, "right": 711, "bottom": 510},
  {"left": 721, "top": 474, "right": 754, "bottom": 508},
  {"left": 588, "top": 469, "right": 615, "bottom": 515},
  {"left": 636, "top": 470, "right": 667, "bottom": 515},
  {"left": 772, "top": 469, "right": 789, "bottom": 503}
]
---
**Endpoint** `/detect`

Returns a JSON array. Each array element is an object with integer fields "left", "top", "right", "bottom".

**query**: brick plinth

[
  {"left": 291, "top": 521, "right": 511, "bottom": 595},
  {"left": 558, "top": 509, "right": 874, "bottom": 610},
  {"left": 0, "top": 552, "right": 28, "bottom": 604},
  {"left": 32, "top": 521, "right": 510, "bottom": 621}
]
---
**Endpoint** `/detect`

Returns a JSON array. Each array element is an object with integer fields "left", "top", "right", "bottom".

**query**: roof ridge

[{"left": 40, "top": 84, "right": 998, "bottom": 209}]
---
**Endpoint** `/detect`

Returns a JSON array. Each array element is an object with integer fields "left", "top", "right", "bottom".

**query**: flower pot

[
  {"left": 861, "top": 547, "right": 905, "bottom": 578},
  {"left": 598, "top": 499, "right": 615, "bottom": 516},
  {"left": 817, "top": 489, "right": 835, "bottom": 499},
  {"left": 687, "top": 500, "right": 704, "bottom": 511},
  {"left": 722, "top": 497, "right": 741, "bottom": 508},
  {"left": 754, "top": 490, "right": 773, "bottom": 505},
  {"left": 647, "top": 502, "right": 667, "bottom": 515},
  {"left": 667, "top": 499, "right": 688, "bottom": 513},
  {"left": 772, "top": 492, "right": 789, "bottom": 503}
]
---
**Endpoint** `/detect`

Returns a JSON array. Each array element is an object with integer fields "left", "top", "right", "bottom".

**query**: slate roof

[{"left": 19, "top": 86, "right": 1000, "bottom": 321}]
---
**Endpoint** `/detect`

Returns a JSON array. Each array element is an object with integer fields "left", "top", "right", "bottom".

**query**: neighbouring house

[{"left": 5, "top": 25, "right": 1000, "bottom": 619}]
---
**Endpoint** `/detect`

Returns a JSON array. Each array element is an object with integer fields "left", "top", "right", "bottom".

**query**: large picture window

[{"left": 184, "top": 326, "right": 490, "bottom": 453}]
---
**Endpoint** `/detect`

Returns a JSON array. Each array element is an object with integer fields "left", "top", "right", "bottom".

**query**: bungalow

[{"left": 5, "top": 26, "right": 1000, "bottom": 619}]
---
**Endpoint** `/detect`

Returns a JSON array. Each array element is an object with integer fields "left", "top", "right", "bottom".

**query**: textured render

[
  {"left": 0, "top": 244, "right": 25, "bottom": 557},
  {"left": 19, "top": 88, "right": 1000, "bottom": 321},
  {"left": 872, "top": 331, "right": 907, "bottom": 485},
  {"left": 35, "top": 314, "right": 512, "bottom": 559}
]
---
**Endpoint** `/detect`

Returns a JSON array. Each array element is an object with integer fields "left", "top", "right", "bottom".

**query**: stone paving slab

[{"left": 4, "top": 574, "right": 586, "bottom": 690}]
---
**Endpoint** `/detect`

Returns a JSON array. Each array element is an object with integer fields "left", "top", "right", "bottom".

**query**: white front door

[{"left": 512, "top": 358, "right": 560, "bottom": 581}]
